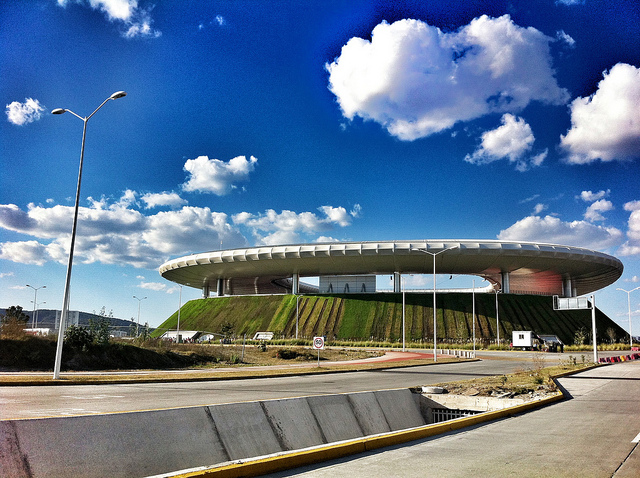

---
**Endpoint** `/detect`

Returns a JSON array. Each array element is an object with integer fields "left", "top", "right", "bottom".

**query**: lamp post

[
  {"left": 617, "top": 286, "right": 640, "bottom": 348},
  {"left": 177, "top": 286, "right": 183, "bottom": 344},
  {"left": 133, "top": 296, "right": 147, "bottom": 336},
  {"left": 51, "top": 91, "right": 127, "bottom": 380},
  {"left": 402, "top": 276, "right": 406, "bottom": 352},
  {"left": 295, "top": 295, "right": 303, "bottom": 339},
  {"left": 30, "top": 301, "right": 46, "bottom": 329},
  {"left": 494, "top": 288, "right": 501, "bottom": 345},
  {"left": 26, "top": 284, "right": 46, "bottom": 329},
  {"left": 472, "top": 279, "right": 477, "bottom": 356},
  {"left": 413, "top": 244, "right": 459, "bottom": 361}
]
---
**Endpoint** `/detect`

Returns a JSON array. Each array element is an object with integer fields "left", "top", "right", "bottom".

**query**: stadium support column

[
  {"left": 563, "top": 277, "right": 574, "bottom": 297},
  {"left": 203, "top": 283, "right": 211, "bottom": 298},
  {"left": 501, "top": 271, "right": 510, "bottom": 294},
  {"left": 216, "top": 278, "right": 224, "bottom": 297},
  {"left": 393, "top": 272, "right": 401, "bottom": 293},
  {"left": 292, "top": 273, "right": 299, "bottom": 295}
]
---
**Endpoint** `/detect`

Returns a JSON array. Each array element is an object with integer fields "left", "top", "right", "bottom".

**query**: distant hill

[
  {"left": 153, "top": 293, "right": 628, "bottom": 345},
  {"left": 0, "top": 308, "right": 136, "bottom": 333}
]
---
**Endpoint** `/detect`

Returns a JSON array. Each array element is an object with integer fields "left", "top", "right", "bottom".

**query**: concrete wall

[{"left": 0, "top": 388, "right": 425, "bottom": 478}]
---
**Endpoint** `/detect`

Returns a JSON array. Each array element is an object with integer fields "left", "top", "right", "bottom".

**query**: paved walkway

[{"left": 267, "top": 361, "right": 640, "bottom": 477}]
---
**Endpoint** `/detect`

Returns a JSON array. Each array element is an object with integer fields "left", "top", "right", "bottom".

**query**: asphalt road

[{"left": 0, "top": 351, "right": 564, "bottom": 420}]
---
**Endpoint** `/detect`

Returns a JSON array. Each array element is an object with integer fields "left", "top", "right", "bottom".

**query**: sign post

[
  {"left": 554, "top": 295, "right": 598, "bottom": 363},
  {"left": 313, "top": 336, "right": 325, "bottom": 367}
]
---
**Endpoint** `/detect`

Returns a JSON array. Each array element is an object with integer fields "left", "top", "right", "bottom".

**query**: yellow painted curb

[{"left": 170, "top": 391, "right": 564, "bottom": 478}]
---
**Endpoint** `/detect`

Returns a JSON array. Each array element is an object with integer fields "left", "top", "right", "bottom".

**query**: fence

[{"left": 431, "top": 408, "right": 483, "bottom": 423}]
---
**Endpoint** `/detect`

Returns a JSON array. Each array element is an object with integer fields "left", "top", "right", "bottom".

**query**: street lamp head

[
  {"left": 51, "top": 108, "right": 66, "bottom": 115},
  {"left": 110, "top": 91, "right": 127, "bottom": 100}
]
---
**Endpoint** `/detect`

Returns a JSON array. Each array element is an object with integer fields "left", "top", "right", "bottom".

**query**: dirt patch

[{"left": 423, "top": 362, "right": 590, "bottom": 400}]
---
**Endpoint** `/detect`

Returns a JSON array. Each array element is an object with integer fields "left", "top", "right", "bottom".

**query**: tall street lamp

[
  {"left": 494, "top": 288, "right": 501, "bottom": 345},
  {"left": 402, "top": 276, "right": 406, "bottom": 352},
  {"left": 30, "top": 301, "right": 46, "bottom": 328},
  {"left": 26, "top": 284, "right": 46, "bottom": 329},
  {"left": 413, "top": 245, "right": 459, "bottom": 361},
  {"left": 134, "top": 296, "right": 147, "bottom": 336},
  {"left": 51, "top": 91, "right": 127, "bottom": 379},
  {"left": 617, "top": 286, "right": 640, "bottom": 348},
  {"left": 177, "top": 285, "right": 183, "bottom": 344},
  {"left": 472, "top": 279, "right": 477, "bottom": 355}
]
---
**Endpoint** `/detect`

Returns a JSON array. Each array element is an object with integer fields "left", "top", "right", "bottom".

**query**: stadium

[
  {"left": 156, "top": 240, "right": 627, "bottom": 344},
  {"left": 159, "top": 240, "right": 623, "bottom": 298}
]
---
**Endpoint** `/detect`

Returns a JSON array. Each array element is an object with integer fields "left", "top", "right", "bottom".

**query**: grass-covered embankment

[{"left": 154, "top": 293, "right": 627, "bottom": 345}]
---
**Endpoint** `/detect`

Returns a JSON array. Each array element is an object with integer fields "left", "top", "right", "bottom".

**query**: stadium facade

[{"left": 159, "top": 240, "right": 623, "bottom": 298}]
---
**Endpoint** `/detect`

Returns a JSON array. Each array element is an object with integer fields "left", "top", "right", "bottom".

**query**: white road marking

[
  {"left": 27, "top": 408, "right": 103, "bottom": 417},
  {"left": 632, "top": 432, "right": 640, "bottom": 443},
  {"left": 61, "top": 395, "right": 124, "bottom": 400}
]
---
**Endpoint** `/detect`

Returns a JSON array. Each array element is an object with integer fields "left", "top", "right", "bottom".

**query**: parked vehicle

[
  {"left": 512, "top": 331, "right": 542, "bottom": 351},
  {"left": 538, "top": 334, "right": 565, "bottom": 353},
  {"left": 512, "top": 331, "right": 564, "bottom": 352}
]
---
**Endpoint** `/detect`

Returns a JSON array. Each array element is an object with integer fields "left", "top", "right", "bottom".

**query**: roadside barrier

[
  {"left": 439, "top": 349, "right": 476, "bottom": 359},
  {"left": 598, "top": 353, "right": 640, "bottom": 363}
]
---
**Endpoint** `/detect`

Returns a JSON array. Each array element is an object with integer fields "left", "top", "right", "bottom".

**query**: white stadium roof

[{"left": 159, "top": 240, "right": 623, "bottom": 297}]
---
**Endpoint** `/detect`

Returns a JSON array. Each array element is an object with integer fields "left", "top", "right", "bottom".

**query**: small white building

[{"left": 161, "top": 330, "right": 201, "bottom": 343}]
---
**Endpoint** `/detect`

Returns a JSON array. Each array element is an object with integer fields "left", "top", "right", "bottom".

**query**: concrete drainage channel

[{"left": 0, "top": 387, "right": 563, "bottom": 478}]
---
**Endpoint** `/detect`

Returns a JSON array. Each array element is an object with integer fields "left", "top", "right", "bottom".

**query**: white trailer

[{"left": 512, "top": 331, "right": 540, "bottom": 351}]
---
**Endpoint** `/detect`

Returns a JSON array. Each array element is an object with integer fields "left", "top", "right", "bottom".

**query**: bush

[
  {"left": 64, "top": 325, "right": 94, "bottom": 350},
  {"left": 0, "top": 306, "right": 30, "bottom": 339},
  {"left": 275, "top": 348, "right": 299, "bottom": 360}
]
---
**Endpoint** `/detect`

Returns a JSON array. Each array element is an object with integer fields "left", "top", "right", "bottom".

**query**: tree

[
  {"left": 64, "top": 324, "right": 94, "bottom": 350},
  {"left": 574, "top": 327, "right": 587, "bottom": 346},
  {"left": 220, "top": 322, "right": 234, "bottom": 338},
  {"left": 0, "top": 305, "right": 30, "bottom": 338},
  {"left": 89, "top": 306, "right": 112, "bottom": 345}
]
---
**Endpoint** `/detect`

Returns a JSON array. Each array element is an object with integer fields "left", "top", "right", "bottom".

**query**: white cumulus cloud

[
  {"left": 232, "top": 206, "right": 360, "bottom": 245},
  {"left": 578, "top": 190, "right": 610, "bottom": 202},
  {"left": 138, "top": 281, "right": 166, "bottom": 291},
  {"left": 56, "top": 0, "right": 161, "bottom": 39},
  {"left": 5, "top": 98, "right": 45, "bottom": 125},
  {"left": 0, "top": 193, "right": 361, "bottom": 267},
  {"left": 327, "top": 15, "right": 568, "bottom": 141},
  {"left": 584, "top": 199, "right": 614, "bottom": 222},
  {"left": 561, "top": 63, "right": 640, "bottom": 163},
  {"left": 0, "top": 241, "right": 50, "bottom": 265},
  {"left": 556, "top": 30, "right": 576, "bottom": 47},
  {"left": 533, "top": 203, "right": 547, "bottom": 214},
  {"left": 141, "top": 192, "right": 187, "bottom": 209},
  {"left": 0, "top": 194, "right": 247, "bottom": 269},
  {"left": 464, "top": 114, "right": 547, "bottom": 171},
  {"left": 619, "top": 200, "right": 640, "bottom": 256},
  {"left": 497, "top": 214, "right": 623, "bottom": 250},
  {"left": 182, "top": 155, "right": 258, "bottom": 195}
]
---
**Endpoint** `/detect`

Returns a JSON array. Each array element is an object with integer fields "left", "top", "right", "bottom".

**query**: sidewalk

[{"left": 267, "top": 361, "right": 640, "bottom": 477}]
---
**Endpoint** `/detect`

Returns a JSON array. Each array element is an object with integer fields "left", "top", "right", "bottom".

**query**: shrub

[
  {"left": 0, "top": 306, "right": 30, "bottom": 339},
  {"left": 64, "top": 325, "right": 94, "bottom": 350},
  {"left": 275, "top": 348, "right": 299, "bottom": 360}
]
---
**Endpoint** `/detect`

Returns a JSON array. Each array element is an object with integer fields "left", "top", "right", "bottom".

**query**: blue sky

[{"left": 2, "top": 0, "right": 640, "bottom": 331}]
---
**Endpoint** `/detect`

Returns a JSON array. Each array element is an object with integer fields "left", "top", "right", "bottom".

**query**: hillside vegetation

[{"left": 154, "top": 293, "right": 627, "bottom": 345}]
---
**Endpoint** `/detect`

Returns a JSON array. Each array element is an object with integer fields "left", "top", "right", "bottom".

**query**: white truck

[{"left": 512, "top": 331, "right": 541, "bottom": 351}]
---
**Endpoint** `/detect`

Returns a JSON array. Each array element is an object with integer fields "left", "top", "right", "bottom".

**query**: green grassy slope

[{"left": 153, "top": 293, "right": 627, "bottom": 345}]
